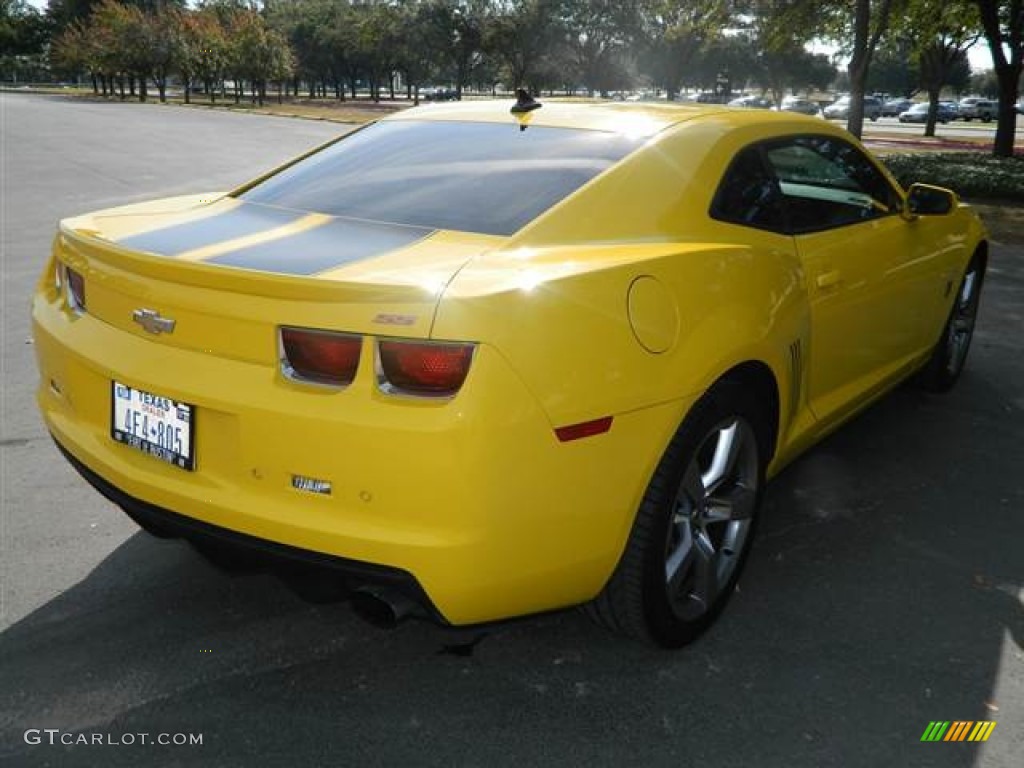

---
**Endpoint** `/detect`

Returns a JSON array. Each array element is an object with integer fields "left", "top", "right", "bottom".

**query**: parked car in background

[
  {"left": 898, "top": 102, "right": 957, "bottom": 124},
  {"left": 695, "top": 91, "right": 728, "bottom": 104},
  {"left": 823, "top": 95, "right": 881, "bottom": 121},
  {"left": 957, "top": 97, "right": 995, "bottom": 121},
  {"left": 728, "top": 95, "right": 774, "bottom": 109},
  {"left": 881, "top": 98, "right": 913, "bottom": 117},
  {"left": 423, "top": 87, "right": 459, "bottom": 102},
  {"left": 779, "top": 96, "right": 820, "bottom": 116}
]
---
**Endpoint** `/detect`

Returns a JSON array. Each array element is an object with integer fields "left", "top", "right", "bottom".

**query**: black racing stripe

[
  {"left": 206, "top": 217, "right": 434, "bottom": 276},
  {"left": 115, "top": 204, "right": 304, "bottom": 256}
]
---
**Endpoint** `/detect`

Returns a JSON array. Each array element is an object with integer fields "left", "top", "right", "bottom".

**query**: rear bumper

[{"left": 54, "top": 437, "right": 442, "bottom": 619}]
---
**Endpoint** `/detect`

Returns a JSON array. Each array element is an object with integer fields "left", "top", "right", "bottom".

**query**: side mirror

[{"left": 905, "top": 183, "right": 956, "bottom": 217}]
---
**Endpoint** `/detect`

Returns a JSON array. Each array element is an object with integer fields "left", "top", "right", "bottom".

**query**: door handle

[{"left": 816, "top": 270, "right": 842, "bottom": 289}]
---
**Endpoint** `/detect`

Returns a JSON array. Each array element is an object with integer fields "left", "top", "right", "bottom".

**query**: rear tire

[
  {"left": 918, "top": 253, "right": 985, "bottom": 392},
  {"left": 587, "top": 381, "right": 767, "bottom": 648}
]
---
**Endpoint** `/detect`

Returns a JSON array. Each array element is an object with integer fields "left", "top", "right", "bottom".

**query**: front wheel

[
  {"left": 918, "top": 253, "right": 985, "bottom": 392},
  {"left": 587, "top": 381, "right": 767, "bottom": 647}
]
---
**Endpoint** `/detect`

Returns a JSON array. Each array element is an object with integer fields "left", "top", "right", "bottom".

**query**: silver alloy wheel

[
  {"left": 946, "top": 267, "right": 980, "bottom": 376},
  {"left": 664, "top": 417, "right": 759, "bottom": 620}
]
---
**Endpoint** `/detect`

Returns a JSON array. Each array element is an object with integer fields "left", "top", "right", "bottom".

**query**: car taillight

[
  {"left": 65, "top": 266, "right": 86, "bottom": 311},
  {"left": 377, "top": 340, "right": 475, "bottom": 397},
  {"left": 280, "top": 327, "right": 361, "bottom": 387}
]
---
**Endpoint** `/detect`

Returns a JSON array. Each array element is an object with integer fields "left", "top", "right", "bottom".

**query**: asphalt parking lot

[{"left": 1, "top": 92, "right": 1021, "bottom": 767}]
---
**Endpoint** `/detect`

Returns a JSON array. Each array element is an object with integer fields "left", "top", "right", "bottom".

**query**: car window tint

[
  {"left": 763, "top": 136, "right": 901, "bottom": 234},
  {"left": 238, "top": 121, "right": 642, "bottom": 236},
  {"left": 709, "top": 146, "right": 787, "bottom": 233}
]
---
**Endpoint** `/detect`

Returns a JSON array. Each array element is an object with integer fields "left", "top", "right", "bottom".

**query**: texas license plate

[{"left": 111, "top": 381, "right": 195, "bottom": 470}]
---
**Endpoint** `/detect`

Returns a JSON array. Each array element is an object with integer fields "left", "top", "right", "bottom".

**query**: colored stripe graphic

[
  {"left": 944, "top": 721, "right": 972, "bottom": 741},
  {"left": 921, "top": 721, "right": 996, "bottom": 742},
  {"left": 968, "top": 722, "right": 997, "bottom": 742}
]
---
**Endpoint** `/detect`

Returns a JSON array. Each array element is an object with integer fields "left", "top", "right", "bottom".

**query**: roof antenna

[{"left": 511, "top": 89, "right": 542, "bottom": 114}]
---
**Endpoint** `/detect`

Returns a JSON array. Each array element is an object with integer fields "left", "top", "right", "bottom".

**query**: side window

[
  {"left": 764, "top": 136, "right": 901, "bottom": 234},
  {"left": 709, "top": 146, "right": 787, "bottom": 233}
]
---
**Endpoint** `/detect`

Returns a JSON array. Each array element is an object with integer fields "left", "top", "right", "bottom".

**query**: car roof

[{"left": 384, "top": 99, "right": 822, "bottom": 138}]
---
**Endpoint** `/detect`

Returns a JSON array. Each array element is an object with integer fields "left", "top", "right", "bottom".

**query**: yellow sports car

[{"left": 32, "top": 97, "right": 987, "bottom": 647}]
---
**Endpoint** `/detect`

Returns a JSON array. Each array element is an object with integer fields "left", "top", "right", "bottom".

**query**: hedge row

[{"left": 881, "top": 152, "right": 1024, "bottom": 203}]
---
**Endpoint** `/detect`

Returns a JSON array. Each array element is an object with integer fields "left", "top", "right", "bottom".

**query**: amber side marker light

[
  {"left": 555, "top": 416, "right": 613, "bottom": 442},
  {"left": 377, "top": 340, "right": 475, "bottom": 397},
  {"left": 65, "top": 266, "right": 86, "bottom": 311},
  {"left": 280, "top": 327, "right": 362, "bottom": 387}
]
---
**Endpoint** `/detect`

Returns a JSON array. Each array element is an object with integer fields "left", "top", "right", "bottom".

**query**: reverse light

[
  {"left": 377, "top": 340, "right": 475, "bottom": 398},
  {"left": 280, "top": 327, "right": 361, "bottom": 387},
  {"left": 65, "top": 266, "right": 86, "bottom": 311}
]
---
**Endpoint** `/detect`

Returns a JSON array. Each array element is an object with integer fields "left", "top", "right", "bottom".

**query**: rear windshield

[{"left": 238, "top": 120, "right": 642, "bottom": 236}]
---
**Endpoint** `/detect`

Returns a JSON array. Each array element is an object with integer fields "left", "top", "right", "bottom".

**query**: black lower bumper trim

[{"left": 53, "top": 436, "right": 445, "bottom": 623}]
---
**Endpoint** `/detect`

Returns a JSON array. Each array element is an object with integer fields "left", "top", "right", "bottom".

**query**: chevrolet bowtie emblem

[{"left": 132, "top": 308, "right": 176, "bottom": 335}]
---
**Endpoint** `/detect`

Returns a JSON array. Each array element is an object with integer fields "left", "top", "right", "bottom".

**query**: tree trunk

[
  {"left": 976, "top": 0, "right": 1023, "bottom": 157},
  {"left": 993, "top": 69, "right": 1022, "bottom": 157},
  {"left": 845, "top": 0, "right": 894, "bottom": 139},
  {"left": 924, "top": 90, "right": 940, "bottom": 138},
  {"left": 846, "top": 59, "right": 868, "bottom": 139},
  {"left": 183, "top": 77, "right": 191, "bottom": 105}
]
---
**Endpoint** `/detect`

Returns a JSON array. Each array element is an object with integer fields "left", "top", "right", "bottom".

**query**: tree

[
  {"left": 974, "top": 0, "right": 1023, "bottom": 156},
  {"left": 192, "top": 8, "right": 230, "bottom": 103},
  {"left": 226, "top": 7, "right": 292, "bottom": 105},
  {"left": 867, "top": 42, "right": 920, "bottom": 98},
  {"left": 840, "top": 0, "right": 897, "bottom": 138},
  {"left": 3, "top": 0, "right": 50, "bottom": 82},
  {"left": 267, "top": 0, "right": 336, "bottom": 98},
  {"left": 485, "top": 0, "right": 567, "bottom": 93},
  {"left": 638, "top": 0, "right": 730, "bottom": 101},
  {"left": 394, "top": 0, "right": 446, "bottom": 103},
  {"left": 426, "top": 0, "right": 489, "bottom": 99},
  {"left": 561, "top": 0, "right": 639, "bottom": 96},
  {"left": 45, "top": 0, "right": 102, "bottom": 37},
  {"left": 892, "top": 1, "right": 980, "bottom": 137},
  {"left": 147, "top": 4, "right": 183, "bottom": 102}
]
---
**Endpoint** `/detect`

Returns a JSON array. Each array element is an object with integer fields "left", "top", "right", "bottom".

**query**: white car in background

[
  {"left": 957, "top": 97, "right": 995, "bottom": 121},
  {"left": 779, "top": 96, "right": 821, "bottom": 116},
  {"left": 823, "top": 96, "right": 881, "bottom": 121}
]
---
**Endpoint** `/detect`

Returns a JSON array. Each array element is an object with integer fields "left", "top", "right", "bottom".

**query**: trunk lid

[{"left": 57, "top": 195, "right": 503, "bottom": 364}]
